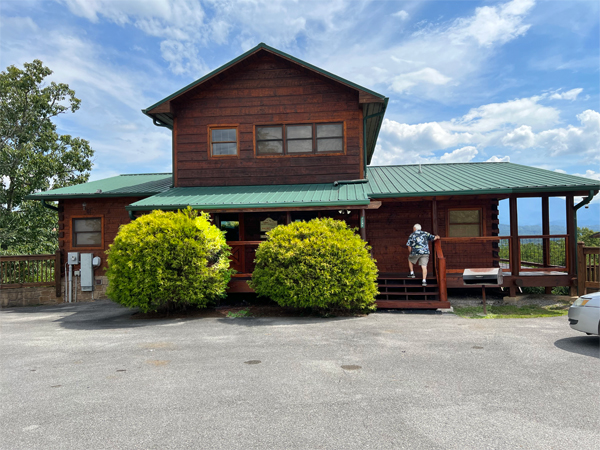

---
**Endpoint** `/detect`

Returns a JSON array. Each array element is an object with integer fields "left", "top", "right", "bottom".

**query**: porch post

[
  {"left": 509, "top": 197, "right": 520, "bottom": 277},
  {"left": 431, "top": 198, "right": 438, "bottom": 235},
  {"left": 360, "top": 209, "right": 366, "bottom": 241},
  {"left": 566, "top": 194, "right": 577, "bottom": 296},
  {"left": 542, "top": 196, "right": 552, "bottom": 294}
]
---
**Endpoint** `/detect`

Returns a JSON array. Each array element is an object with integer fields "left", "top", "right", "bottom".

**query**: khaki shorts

[{"left": 408, "top": 254, "right": 429, "bottom": 266}]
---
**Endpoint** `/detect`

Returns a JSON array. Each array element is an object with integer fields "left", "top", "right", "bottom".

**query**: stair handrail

[{"left": 434, "top": 239, "right": 448, "bottom": 302}]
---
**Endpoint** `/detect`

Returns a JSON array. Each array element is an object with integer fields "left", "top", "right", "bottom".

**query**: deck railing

[
  {"left": 227, "top": 241, "right": 261, "bottom": 275},
  {"left": 0, "top": 251, "right": 61, "bottom": 296},
  {"left": 433, "top": 240, "right": 447, "bottom": 302},
  {"left": 440, "top": 235, "right": 568, "bottom": 274},
  {"left": 577, "top": 242, "right": 600, "bottom": 295}
]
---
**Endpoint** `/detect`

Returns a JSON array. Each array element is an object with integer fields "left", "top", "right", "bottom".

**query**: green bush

[
  {"left": 106, "top": 207, "right": 232, "bottom": 312},
  {"left": 249, "top": 218, "right": 378, "bottom": 311}
]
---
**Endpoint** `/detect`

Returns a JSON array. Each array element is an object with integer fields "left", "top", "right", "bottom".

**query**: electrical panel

[
  {"left": 67, "top": 252, "right": 80, "bottom": 265},
  {"left": 80, "top": 253, "right": 94, "bottom": 292}
]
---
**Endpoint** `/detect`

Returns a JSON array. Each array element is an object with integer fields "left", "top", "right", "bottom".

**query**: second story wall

[{"left": 172, "top": 51, "right": 363, "bottom": 187}]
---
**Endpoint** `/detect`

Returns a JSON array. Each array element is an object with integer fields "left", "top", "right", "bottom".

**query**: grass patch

[
  {"left": 453, "top": 304, "right": 570, "bottom": 319},
  {"left": 226, "top": 309, "right": 252, "bottom": 318}
]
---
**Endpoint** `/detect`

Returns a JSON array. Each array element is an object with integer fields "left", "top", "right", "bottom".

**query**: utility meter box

[
  {"left": 80, "top": 253, "right": 94, "bottom": 292},
  {"left": 68, "top": 252, "right": 80, "bottom": 265}
]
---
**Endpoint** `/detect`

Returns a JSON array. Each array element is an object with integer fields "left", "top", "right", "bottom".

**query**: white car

[{"left": 568, "top": 291, "right": 600, "bottom": 335}]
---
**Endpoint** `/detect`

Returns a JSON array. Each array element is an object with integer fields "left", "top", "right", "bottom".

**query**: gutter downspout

[
  {"left": 128, "top": 210, "right": 136, "bottom": 221},
  {"left": 363, "top": 98, "right": 388, "bottom": 179},
  {"left": 573, "top": 190, "right": 596, "bottom": 270},
  {"left": 41, "top": 199, "right": 59, "bottom": 212}
]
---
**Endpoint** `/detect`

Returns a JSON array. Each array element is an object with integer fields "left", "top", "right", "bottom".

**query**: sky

[{"left": 1, "top": 0, "right": 599, "bottom": 224}]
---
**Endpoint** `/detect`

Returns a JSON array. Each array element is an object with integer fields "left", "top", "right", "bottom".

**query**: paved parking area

[{"left": 1, "top": 300, "right": 598, "bottom": 450}]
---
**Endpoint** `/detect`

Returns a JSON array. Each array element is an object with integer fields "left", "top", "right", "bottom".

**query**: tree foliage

[
  {"left": 249, "top": 218, "right": 378, "bottom": 311},
  {"left": 0, "top": 59, "right": 93, "bottom": 254},
  {"left": 106, "top": 208, "right": 233, "bottom": 313}
]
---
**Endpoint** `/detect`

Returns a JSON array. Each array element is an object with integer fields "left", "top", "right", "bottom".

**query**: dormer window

[
  {"left": 255, "top": 122, "right": 344, "bottom": 156},
  {"left": 210, "top": 126, "right": 238, "bottom": 157}
]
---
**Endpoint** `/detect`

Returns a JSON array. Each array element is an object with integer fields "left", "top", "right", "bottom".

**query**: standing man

[{"left": 406, "top": 224, "right": 440, "bottom": 286}]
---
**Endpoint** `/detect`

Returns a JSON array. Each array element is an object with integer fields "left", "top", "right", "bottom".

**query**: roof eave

[{"left": 368, "top": 186, "right": 600, "bottom": 199}]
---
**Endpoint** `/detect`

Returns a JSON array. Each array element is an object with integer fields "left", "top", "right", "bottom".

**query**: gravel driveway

[{"left": 1, "top": 300, "right": 598, "bottom": 450}]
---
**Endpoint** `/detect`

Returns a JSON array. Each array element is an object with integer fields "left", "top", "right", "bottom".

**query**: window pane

[
  {"left": 286, "top": 125, "right": 312, "bottom": 139},
  {"left": 317, "top": 138, "right": 343, "bottom": 152},
  {"left": 449, "top": 224, "right": 481, "bottom": 237},
  {"left": 287, "top": 139, "right": 313, "bottom": 153},
  {"left": 212, "top": 142, "right": 237, "bottom": 156},
  {"left": 212, "top": 128, "right": 236, "bottom": 143},
  {"left": 75, "top": 232, "right": 102, "bottom": 246},
  {"left": 73, "top": 218, "right": 101, "bottom": 232},
  {"left": 449, "top": 210, "right": 480, "bottom": 224},
  {"left": 256, "top": 126, "right": 282, "bottom": 140},
  {"left": 316, "top": 123, "right": 342, "bottom": 138},
  {"left": 257, "top": 141, "right": 283, "bottom": 154}
]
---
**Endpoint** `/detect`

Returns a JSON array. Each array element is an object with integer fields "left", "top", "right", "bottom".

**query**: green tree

[
  {"left": 578, "top": 227, "right": 600, "bottom": 247},
  {"left": 249, "top": 218, "right": 378, "bottom": 312},
  {"left": 0, "top": 60, "right": 93, "bottom": 254},
  {"left": 106, "top": 208, "right": 232, "bottom": 313}
]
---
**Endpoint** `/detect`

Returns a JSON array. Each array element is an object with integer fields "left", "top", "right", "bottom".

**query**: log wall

[
  {"left": 172, "top": 52, "right": 362, "bottom": 187},
  {"left": 366, "top": 198, "right": 497, "bottom": 273}
]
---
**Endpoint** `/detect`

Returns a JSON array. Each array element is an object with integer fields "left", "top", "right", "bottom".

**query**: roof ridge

[{"left": 368, "top": 162, "right": 509, "bottom": 169}]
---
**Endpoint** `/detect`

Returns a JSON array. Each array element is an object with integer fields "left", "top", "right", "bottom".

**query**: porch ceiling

[{"left": 126, "top": 182, "right": 370, "bottom": 211}]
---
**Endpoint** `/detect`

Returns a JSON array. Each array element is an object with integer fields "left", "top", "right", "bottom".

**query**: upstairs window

[
  {"left": 448, "top": 209, "right": 482, "bottom": 237},
  {"left": 72, "top": 217, "right": 103, "bottom": 247},
  {"left": 256, "top": 122, "right": 344, "bottom": 156},
  {"left": 210, "top": 126, "right": 238, "bottom": 157}
]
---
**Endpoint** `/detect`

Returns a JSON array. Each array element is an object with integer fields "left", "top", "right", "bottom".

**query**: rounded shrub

[
  {"left": 249, "top": 217, "right": 378, "bottom": 311},
  {"left": 106, "top": 207, "right": 232, "bottom": 312}
]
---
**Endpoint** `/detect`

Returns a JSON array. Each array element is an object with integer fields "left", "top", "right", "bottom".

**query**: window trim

[
  {"left": 254, "top": 121, "right": 345, "bottom": 158},
  {"left": 71, "top": 215, "right": 104, "bottom": 249},
  {"left": 207, "top": 124, "right": 240, "bottom": 159},
  {"left": 446, "top": 207, "right": 484, "bottom": 237}
]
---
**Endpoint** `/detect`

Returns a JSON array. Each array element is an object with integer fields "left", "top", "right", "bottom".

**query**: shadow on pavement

[
  {"left": 215, "top": 314, "right": 360, "bottom": 327},
  {"left": 554, "top": 335, "right": 599, "bottom": 358}
]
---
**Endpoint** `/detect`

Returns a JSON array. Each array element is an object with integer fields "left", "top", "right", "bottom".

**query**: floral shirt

[{"left": 406, "top": 230, "right": 435, "bottom": 255}]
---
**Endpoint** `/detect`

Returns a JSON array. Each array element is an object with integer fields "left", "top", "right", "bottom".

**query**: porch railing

[
  {"left": 440, "top": 235, "right": 568, "bottom": 274},
  {"left": 577, "top": 242, "right": 600, "bottom": 295},
  {"left": 0, "top": 251, "right": 61, "bottom": 297},
  {"left": 227, "top": 241, "right": 261, "bottom": 275}
]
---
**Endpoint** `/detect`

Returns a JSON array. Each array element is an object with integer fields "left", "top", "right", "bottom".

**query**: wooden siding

[
  {"left": 172, "top": 52, "right": 362, "bottom": 187},
  {"left": 59, "top": 198, "right": 142, "bottom": 271},
  {"left": 366, "top": 198, "right": 496, "bottom": 273}
]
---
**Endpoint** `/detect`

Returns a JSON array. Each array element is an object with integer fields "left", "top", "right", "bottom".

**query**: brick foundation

[{"left": 1, "top": 275, "right": 109, "bottom": 308}]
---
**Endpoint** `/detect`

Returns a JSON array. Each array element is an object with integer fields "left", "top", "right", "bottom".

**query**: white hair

[{"left": 413, "top": 224, "right": 421, "bottom": 230}]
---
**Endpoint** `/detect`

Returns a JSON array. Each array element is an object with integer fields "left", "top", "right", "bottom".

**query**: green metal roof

[
  {"left": 126, "top": 183, "right": 370, "bottom": 211},
  {"left": 366, "top": 163, "right": 600, "bottom": 198},
  {"left": 25, "top": 174, "right": 173, "bottom": 200}
]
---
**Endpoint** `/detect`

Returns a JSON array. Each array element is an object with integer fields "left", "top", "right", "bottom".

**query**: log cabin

[{"left": 28, "top": 43, "right": 600, "bottom": 308}]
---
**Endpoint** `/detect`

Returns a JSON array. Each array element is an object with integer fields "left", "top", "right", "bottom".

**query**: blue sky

[{"left": 1, "top": 0, "right": 599, "bottom": 224}]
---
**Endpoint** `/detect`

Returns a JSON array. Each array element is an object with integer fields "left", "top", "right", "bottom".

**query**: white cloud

[
  {"left": 376, "top": 91, "right": 598, "bottom": 166},
  {"left": 502, "top": 110, "right": 600, "bottom": 158},
  {"left": 450, "top": 0, "right": 534, "bottom": 47},
  {"left": 438, "top": 146, "right": 478, "bottom": 163},
  {"left": 391, "top": 68, "right": 452, "bottom": 93},
  {"left": 574, "top": 170, "right": 600, "bottom": 181},
  {"left": 393, "top": 10, "right": 409, "bottom": 20},
  {"left": 449, "top": 96, "right": 560, "bottom": 133},
  {"left": 549, "top": 88, "right": 583, "bottom": 101},
  {"left": 487, "top": 155, "right": 511, "bottom": 162}
]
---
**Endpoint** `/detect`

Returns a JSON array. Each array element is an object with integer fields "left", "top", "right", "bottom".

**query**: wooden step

[
  {"left": 378, "top": 291, "right": 439, "bottom": 297},
  {"left": 376, "top": 300, "right": 451, "bottom": 309},
  {"left": 378, "top": 283, "right": 439, "bottom": 288}
]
